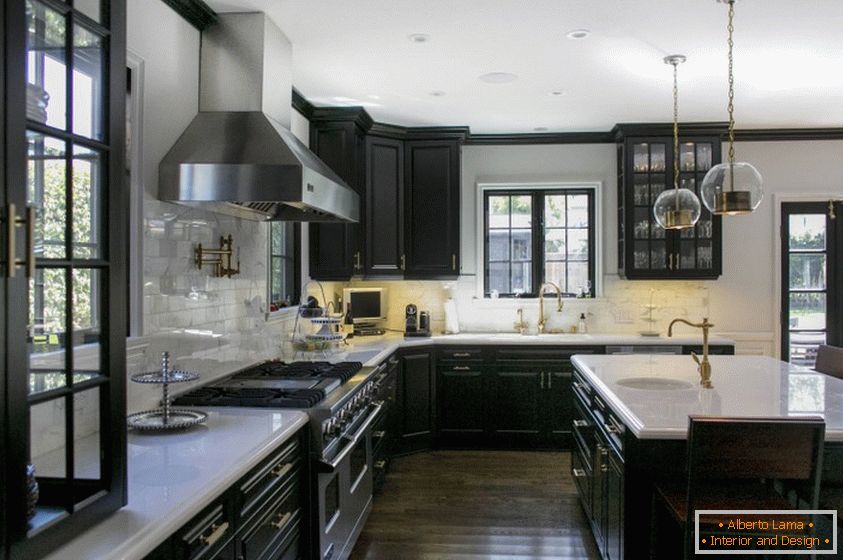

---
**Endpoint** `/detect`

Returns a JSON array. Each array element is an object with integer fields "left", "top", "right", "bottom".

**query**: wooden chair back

[{"left": 816, "top": 345, "right": 843, "bottom": 378}]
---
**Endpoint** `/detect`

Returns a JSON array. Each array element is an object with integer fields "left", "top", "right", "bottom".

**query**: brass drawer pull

[
  {"left": 573, "top": 420, "right": 589, "bottom": 428},
  {"left": 373, "top": 431, "right": 386, "bottom": 438},
  {"left": 400, "top": 254, "right": 406, "bottom": 271},
  {"left": 452, "top": 254, "right": 457, "bottom": 271},
  {"left": 452, "top": 352, "right": 471, "bottom": 358},
  {"left": 200, "top": 521, "right": 229, "bottom": 547},
  {"left": 604, "top": 423, "right": 620, "bottom": 434},
  {"left": 271, "top": 462, "right": 293, "bottom": 479},
  {"left": 270, "top": 511, "right": 292, "bottom": 530},
  {"left": 572, "top": 468, "right": 587, "bottom": 478},
  {"left": 453, "top": 366, "right": 471, "bottom": 371}
]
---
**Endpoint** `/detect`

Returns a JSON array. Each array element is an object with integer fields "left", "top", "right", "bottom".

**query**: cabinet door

[
  {"left": 592, "top": 433, "right": 609, "bottom": 554},
  {"left": 544, "top": 368, "right": 574, "bottom": 448},
  {"left": 365, "top": 136, "right": 403, "bottom": 275},
  {"left": 437, "top": 366, "right": 484, "bottom": 444},
  {"left": 398, "top": 351, "right": 434, "bottom": 453},
  {"left": 308, "top": 122, "right": 364, "bottom": 280},
  {"left": 488, "top": 368, "right": 542, "bottom": 447},
  {"left": 404, "top": 140, "right": 460, "bottom": 278},
  {"left": 606, "top": 450, "right": 624, "bottom": 560}
]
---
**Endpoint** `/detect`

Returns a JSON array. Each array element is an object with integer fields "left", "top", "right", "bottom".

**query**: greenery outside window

[
  {"left": 484, "top": 188, "right": 596, "bottom": 298},
  {"left": 268, "top": 222, "right": 301, "bottom": 314}
]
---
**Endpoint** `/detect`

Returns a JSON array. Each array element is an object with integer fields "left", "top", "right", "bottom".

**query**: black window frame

[
  {"left": 267, "top": 221, "right": 301, "bottom": 313},
  {"left": 483, "top": 187, "right": 597, "bottom": 298}
]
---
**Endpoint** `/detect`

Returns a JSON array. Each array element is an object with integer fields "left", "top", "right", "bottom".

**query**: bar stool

[
  {"left": 651, "top": 416, "right": 825, "bottom": 559},
  {"left": 815, "top": 345, "right": 843, "bottom": 378}
]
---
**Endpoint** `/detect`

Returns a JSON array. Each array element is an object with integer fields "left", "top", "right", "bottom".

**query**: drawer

[
  {"left": 572, "top": 399, "right": 594, "bottom": 468},
  {"left": 438, "top": 347, "right": 483, "bottom": 361},
  {"left": 175, "top": 501, "right": 235, "bottom": 560},
  {"left": 571, "top": 370, "right": 592, "bottom": 407},
  {"left": 237, "top": 437, "right": 301, "bottom": 523},
  {"left": 572, "top": 437, "right": 592, "bottom": 513},
  {"left": 495, "top": 347, "right": 598, "bottom": 363},
  {"left": 371, "top": 410, "right": 388, "bottom": 458},
  {"left": 239, "top": 482, "right": 302, "bottom": 560},
  {"left": 438, "top": 363, "right": 483, "bottom": 374}
]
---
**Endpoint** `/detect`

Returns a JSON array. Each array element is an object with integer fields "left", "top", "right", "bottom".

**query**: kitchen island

[{"left": 569, "top": 354, "right": 843, "bottom": 559}]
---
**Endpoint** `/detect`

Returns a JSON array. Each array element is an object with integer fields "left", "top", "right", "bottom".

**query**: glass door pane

[
  {"left": 630, "top": 142, "right": 668, "bottom": 272},
  {"left": 783, "top": 211, "right": 828, "bottom": 367}
]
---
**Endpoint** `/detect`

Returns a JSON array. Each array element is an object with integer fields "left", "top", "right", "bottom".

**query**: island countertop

[
  {"left": 570, "top": 354, "right": 843, "bottom": 441},
  {"left": 43, "top": 408, "right": 309, "bottom": 560}
]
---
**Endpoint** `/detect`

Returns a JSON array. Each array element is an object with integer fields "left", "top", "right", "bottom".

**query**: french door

[{"left": 781, "top": 201, "right": 843, "bottom": 367}]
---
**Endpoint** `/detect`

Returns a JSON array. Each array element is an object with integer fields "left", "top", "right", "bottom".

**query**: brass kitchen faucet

[{"left": 668, "top": 317, "right": 714, "bottom": 388}]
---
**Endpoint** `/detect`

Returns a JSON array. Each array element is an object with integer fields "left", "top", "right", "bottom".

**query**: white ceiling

[{"left": 204, "top": 0, "right": 843, "bottom": 133}]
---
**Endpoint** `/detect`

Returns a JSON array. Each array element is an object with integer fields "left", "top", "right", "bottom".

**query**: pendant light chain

[
  {"left": 672, "top": 59, "right": 680, "bottom": 210},
  {"left": 726, "top": 0, "right": 736, "bottom": 190}
]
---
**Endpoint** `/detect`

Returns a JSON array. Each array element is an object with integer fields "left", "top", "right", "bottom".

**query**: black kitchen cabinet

[
  {"left": 365, "top": 136, "right": 404, "bottom": 275},
  {"left": 616, "top": 126, "right": 724, "bottom": 280},
  {"left": 397, "top": 350, "right": 436, "bottom": 454},
  {"left": 308, "top": 121, "right": 365, "bottom": 280},
  {"left": 437, "top": 363, "right": 485, "bottom": 444},
  {"left": 403, "top": 140, "right": 461, "bottom": 278},
  {"left": 545, "top": 368, "right": 574, "bottom": 448},
  {"left": 488, "top": 367, "right": 544, "bottom": 447},
  {"left": 373, "top": 353, "right": 399, "bottom": 490}
]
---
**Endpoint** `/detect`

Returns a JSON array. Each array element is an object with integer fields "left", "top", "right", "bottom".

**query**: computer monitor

[{"left": 342, "top": 287, "right": 388, "bottom": 324}]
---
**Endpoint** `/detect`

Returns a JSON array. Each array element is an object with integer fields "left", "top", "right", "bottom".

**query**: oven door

[{"left": 316, "top": 403, "right": 382, "bottom": 560}]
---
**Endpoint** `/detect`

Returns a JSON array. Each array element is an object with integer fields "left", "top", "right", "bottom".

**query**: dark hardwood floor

[{"left": 350, "top": 450, "right": 600, "bottom": 559}]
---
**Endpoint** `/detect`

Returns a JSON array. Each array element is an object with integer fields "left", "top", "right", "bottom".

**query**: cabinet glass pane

[
  {"left": 650, "top": 144, "right": 666, "bottom": 172},
  {"left": 75, "top": 0, "right": 102, "bottom": 23},
  {"left": 789, "top": 254, "right": 826, "bottom": 291},
  {"left": 697, "top": 143, "right": 713, "bottom": 171},
  {"left": 633, "top": 144, "right": 649, "bottom": 172},
  {"left": 680, "top": 240, "right": 696, "bottom": 269},
  {"left": 789, "top": 293, "right": 826, "bottom": 331},
  {"left": 633, "top": 241, "right": 649, "bottom": 269},
  {"left": 26, "top": 0, "right": 67, "bottom": 129},
  {"left": 633, "top": 178, "right": 648, "bottom": 206},
  {"left": 30, "top": 397, "right": 67, "bottom": 478},
  {"left": 72, "top": 25, "right": 105, "bottom": 140},
  {"left": 73, "top": 269, "right": 102, "bottom": 376},
  {"left": 680, "top": 143, "right": 695, "bottom": 171},
  {"left": 633, "top": 207, "right": 650, "bottom": 239},
  {"left": 697, "top": 218, "right": 713, "bottom": 240},
  {"left": 650, "top": 241, "right": 666, "bottom": 269},
  {"left": 649, "top": 181, "right": 665, "bottom": 205},
  {"left": 74, "top": 388, "right": 101, "bottom": 480},
  {"left": 30, "top": 268, "right": 68, "bottom": 395},
  {"left": 649, "top": 220, "right": 665, "bottom": 239},
  {"left": 28, "top": 131, "right": 67, "bottom": 259},
  {"left": 72, "top": 145, "right": 102, "bottom": 258},
  {"left": 698, "top": 240, "right": 713, "bottom": 269}
]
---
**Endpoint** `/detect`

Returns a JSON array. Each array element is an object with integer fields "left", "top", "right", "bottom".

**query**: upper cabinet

[
  {"left": 308, "top": 120, "right": 365, "bottom": 280},
  {"left": 403, "top": 139, "right": 461, "bottom": 278},
  {"left": 307, "top": 110, "right": 463, "bottom": 281},
  {"left": 616, "top": 126, "right": 724, "bottom": 280}
]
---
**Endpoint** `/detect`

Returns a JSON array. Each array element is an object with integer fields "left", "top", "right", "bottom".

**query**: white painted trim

[
  {"left": 126, "top": 50, "right": 145, "bottom": 337},
  {"left": 772, "top": 193, "right": 843, "bottom": 361},
  {"left": 473, "top": 181, "right": 604, "bottom": 302}
]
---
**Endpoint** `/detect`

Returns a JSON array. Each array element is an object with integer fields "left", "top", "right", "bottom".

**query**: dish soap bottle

[
  {"left": 578, "top": 313, "right": 587, "bottom": 334},
  {"left": 343, "top": 302, "right": 354, "bottom": 338}
]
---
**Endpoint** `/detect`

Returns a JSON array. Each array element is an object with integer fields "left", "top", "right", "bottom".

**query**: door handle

[
  {"left": 354, "top": 251, "right": 362, "bottom": 270},
  {"left": 675, "top": 252, "right": 680, "bottom": 270},
  {"left": 573, "top": 419, "right": 589, "bottom": 428},
  {"left": 547, "top": 372, "right": 552, "bottom": 389},
  {"left": 452, "top": 254, "right": 457, "bottom": 271},
  {"left": 668, "top": 253, "right": 674, "bottom": 270},
  {"left": 540, "top": 372, "right": 545, "bottom": 390},
  {"left": 400, "top": 254, "right": 406, "bottom": 271},
  {"left": 572, "top": 468, "right": 587, "bottom": 478},
  {"left": 6, "top": 204, "right": 35, "bottom": 279},
  {"left": 199, "top": 521, "right": 229, "bottom": 547}
]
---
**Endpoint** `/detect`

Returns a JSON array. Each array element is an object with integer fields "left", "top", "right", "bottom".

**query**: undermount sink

[{"left": 615, "top": 377, "right": 695, "bottom": 391}]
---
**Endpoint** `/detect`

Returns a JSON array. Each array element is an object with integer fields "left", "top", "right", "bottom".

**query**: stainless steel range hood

[{"left": 158, "top": 13, "right": 359, "bottom": 222}]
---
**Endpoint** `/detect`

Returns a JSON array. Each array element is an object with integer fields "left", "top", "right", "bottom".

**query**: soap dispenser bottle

[{"left": 578, "top": 313, "right": 587, "bottom": 334}]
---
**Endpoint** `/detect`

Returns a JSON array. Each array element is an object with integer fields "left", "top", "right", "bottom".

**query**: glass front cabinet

[
  {"left": 2, "top": 0, "right": 127, "bottom": 558},
  {"left": 616, "top": 129, "right": 724, "bottom": 279}
]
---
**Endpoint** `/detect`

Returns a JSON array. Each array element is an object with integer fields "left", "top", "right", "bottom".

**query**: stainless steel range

[{"left": 173, "top": 359, "right": 390, "bottom": 560}]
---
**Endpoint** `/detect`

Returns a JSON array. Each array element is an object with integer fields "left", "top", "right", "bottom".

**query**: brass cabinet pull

[
  {"left": 400, "top": 254, "right": 406, "bottom": 271},
  {"left": 375, "top": 460, "right": 387, "bottom": 469},
  {"left": 452, "top": 254, "right": 457, "bottom": 271},
  {"left": 547, "top": 372, "right": 553, "bottom": 389},
  {"left": 540, "top": 372, "right": 545, "bottom": 390},
  {"left": 453, "top": 366, "right": 471, "bottom": 371},
  {"left": 200, "top": 521, "right": 229, "bottom": 547},
  {"left": 668, "top": 253, "right": 674, "bottom": 270},
  {"left": 270, "top": 511, "right": 292, "bottom": 530},
  {"left": 452, "top": 352, "right": 471, "bottom": 358},
  {"left": 573, "top": 419, "right": 589, "bottom": 428},
  {"left": 6, "top": 204, "right": 35, "bottom": 279},
  {"left": 354, "top": 252, "right": 362, "bottom": 270},
  {"left": 373, "top": 430, "right": 386, "bottom": 438},
  {"left": 572, "top": 468, "right": 587, "bottom": 478},
  {"left": 675, "top": 252, "right": 680, "bottom": 270},
  {"left": 270, "top": 462, "right": 293, "bottom": 479}
]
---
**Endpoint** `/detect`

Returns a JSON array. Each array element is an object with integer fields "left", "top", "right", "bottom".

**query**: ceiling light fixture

[
  {"left": 566, "top": 29, "right": 591, "bottom": 40},
  {"left": 408, "top": 33, "right": 430, "bottom": 43},
  {"left": 478, "top": 72, "right": 518, "bottom": 84},
  {"left": 700, "top": 0, "right": 763, "bottom": 216},
  {"left": 653, "top": 54, "right": 701, "bottom": 230}
]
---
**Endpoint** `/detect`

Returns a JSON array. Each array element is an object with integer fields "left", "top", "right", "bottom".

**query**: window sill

[{"left": 469, "top": 296, "right": 605, "bottom": 308}]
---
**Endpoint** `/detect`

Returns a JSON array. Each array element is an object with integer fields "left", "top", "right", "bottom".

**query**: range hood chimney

[{"left": 159, "top": 13, "right": 359, "bottom": 223}]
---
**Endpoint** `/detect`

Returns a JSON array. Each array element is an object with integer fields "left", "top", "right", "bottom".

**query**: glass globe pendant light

[
  {"left": 654, "top": 55, "right": 701, "bottom": 230},
  {"left": 700, "top": 0, "right": 763, "bottom": 215}
]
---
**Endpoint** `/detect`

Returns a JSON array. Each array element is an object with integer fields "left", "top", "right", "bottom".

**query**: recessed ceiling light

[
  {"left": 534, "top": 127, "right": 549, "bottom": 132},
  {"left": 478, "top": 72, "right": 518, "bottom": 84},
  {"left": 566, "top": 29, "right": 591, "bottom": 40},
  {"left": 548, "top": 90, "right": 566, "bottom": 96},
  {"left": 408, "top": 33, "right": 430, "bottom": 43},
  {"left": 430, "top": 90, "right": 446, "bottom": 97}
]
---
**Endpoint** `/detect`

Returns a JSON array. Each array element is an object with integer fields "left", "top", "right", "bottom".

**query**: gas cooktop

[{"left": 171, "top": 361, "right": 365, "bottom": 409}]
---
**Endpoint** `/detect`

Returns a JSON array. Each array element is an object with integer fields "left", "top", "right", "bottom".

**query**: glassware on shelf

[
  {"left": 633, "top": 144, "right": 649, "bottom": 172},
  {"left": 697, "top": 144, "right": 713, "bottom": 171},
  {"left": 650, "top": 145, "right": 666, "bottom": 172},
  {"left": 681, "top": 143, "right": 695, "bottom": 171}
]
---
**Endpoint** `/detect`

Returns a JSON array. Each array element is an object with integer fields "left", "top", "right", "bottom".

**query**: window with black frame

[
  {"left": 484, "top": 188, "right": 596, "bottom": 298},
  {"left": 268, "top": 222, "right": 300, "bottom": 312}
]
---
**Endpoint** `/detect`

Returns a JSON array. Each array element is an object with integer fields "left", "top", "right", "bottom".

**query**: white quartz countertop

[
  {"left": 43, "top": 409, "right": 308, "bottom": 560},
  {"left": 570, "top": 354, "right": 843, "bottom": 441},
  {"left": 305, "top": 332, "right": 735, "bottom": 368}
]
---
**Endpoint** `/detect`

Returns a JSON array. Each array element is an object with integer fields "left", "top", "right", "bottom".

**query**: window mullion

[{"left": 534, "top": 191, "right": 543, "bottom": 297}]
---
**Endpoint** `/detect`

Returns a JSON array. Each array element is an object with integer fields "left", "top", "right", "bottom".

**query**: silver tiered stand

[{"left": 126, "top": 352, "right": 208, "bottom": 431}]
